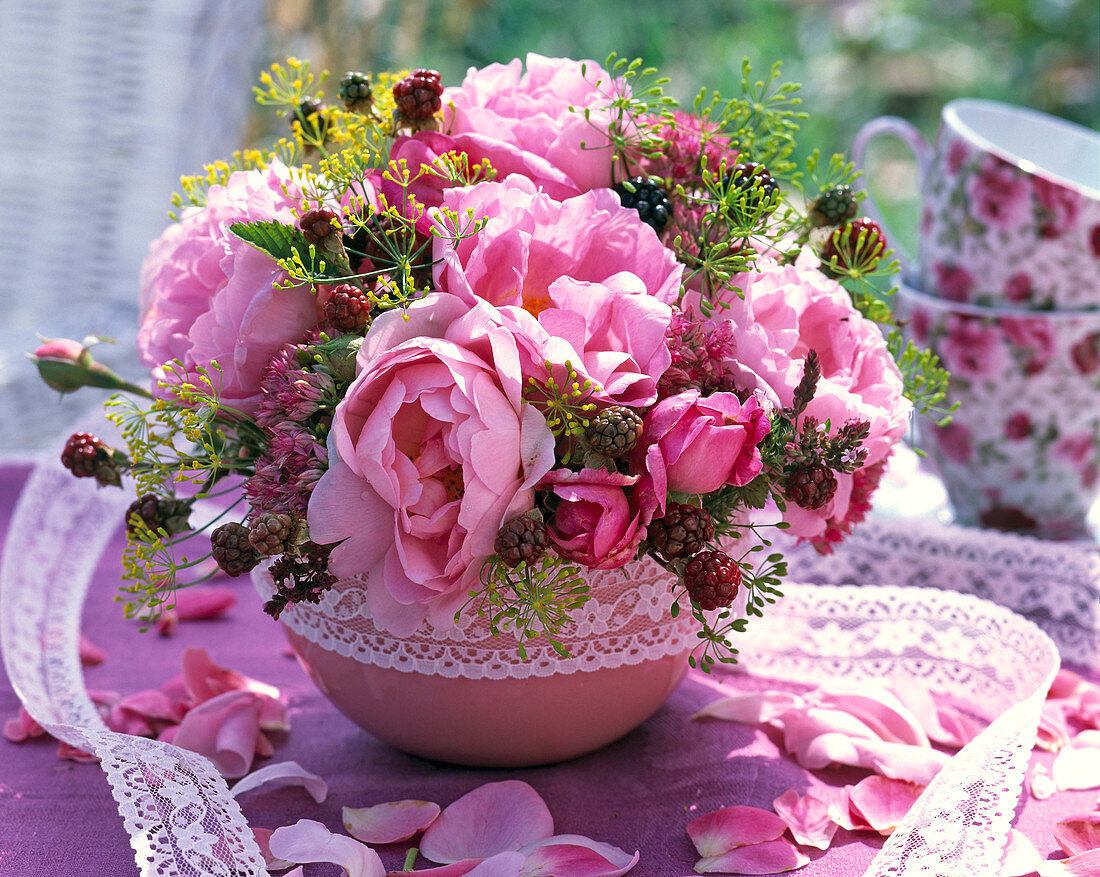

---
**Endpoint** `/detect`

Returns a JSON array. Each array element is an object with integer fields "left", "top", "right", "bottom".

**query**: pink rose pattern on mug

[
  {"left": 900, "top": 287, "right": 1100, "bottom": 538},
  {"left": 920, "top": 129, "right": 1100, "bottom": 310}
]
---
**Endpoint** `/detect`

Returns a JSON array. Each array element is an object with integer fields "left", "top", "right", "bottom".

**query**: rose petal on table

[
  {"left": 693, "top": 691, "right": 802, "bottom": 725},
  {"left": 846, "top": 776, "right": 925, "bottom": 836},
  {"left": 1053, "top": 746, "right": 1100, "bottom": 791},
  {"left": 389, "top": 852, "right": 526, "bottom": 877},
  {"left": 772, "top": 789, "right": 840, "bottom": 850},
  {"left": 269, "top": 819, "right": 384, "bottom": 877},
  {"left": 1072, "top": 729, "right": 1100, "bottom": 748},
  {"left": 344, "top": 799, "right": 441, "bottom": 844},
  {"left": 230, "top": 760, "right": 327, "bottom": 802},
  {"left": 520, "top": 835, "right": 639, "bottom": 873},
  {"left": 1038, "top": 848, "right": 1100, "bottom": 876},
  {"left": 1049, "top": 669, "right": 1088, "bottom": 700},
  {"left": 1000, "top": 829, "right": 1045, "bottom": 877},
  {"left": 251, "top": 827, "right": 297, "bottom": 871},
  {"left": 1029, "top": 764, "right": 1057, "bottom": 800},
  {"left": 1054, "top": 813, "right": 1100, "bottom": 856},
  {"left": 4, "top": 706, "right": 46, "bottom": 742},
  {"left": 180, "top": 647, "right": 287, "bottom": 730},
  {"left": 519, "top": 841, "right": 640, "bottom": 876},
  {"left": 109, "top": 688, "right": 186, "bottom": 736},
  {"left": 814, "top": 687, "right": 929, "bottom": 747},
  {"left": 78, "top": 633, "right": 106, "bottom": 666},
  {"left": 694, "top": 838, "right": 810, "bottom": 874},
  {"left": 157, "top": 725, "right": 179, "bottom": 744},
  {"left": 887, "top": 677, "right": 984, "bottom": 748},
  {"left": 156, "top": 611, "right": 180, "bottom": 636},
  {"left": 844, "top": 738, "right": 951, "bottom": 785},
  {"left": 57, "top": 741, "right": 98, "bottom": 763},
  {"left": 419, "top": 781, "right": 554, "bottom": 864},
  {"left": 686, "top": 806, "right": 787, "bottom": 857},
  {"left": 1038, "top": 704, "right": 1071, "bottom": 752},
  {"left": 171, "top": 690, "right": 263, "bottom": 778},
  {"left": 170, "top": 585, "right": 237, "bottom": 620}
]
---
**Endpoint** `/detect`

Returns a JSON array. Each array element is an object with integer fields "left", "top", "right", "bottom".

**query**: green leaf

[{"left": 229, "top": 219, "right": 308, "bottom": 263}]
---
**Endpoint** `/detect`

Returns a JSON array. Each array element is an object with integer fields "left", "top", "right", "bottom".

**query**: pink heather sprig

[
  {"left": 639, "top": 110, "right": 738, "bottom": 187},
  {"left": 657, "top": 308, "right": 739, "bottom": 399}
]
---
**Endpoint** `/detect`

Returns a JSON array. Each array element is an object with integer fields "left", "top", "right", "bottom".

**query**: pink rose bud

[
  {"left": 34, "top": 337, "right": 86, "bottom": 362},
  {"left": 30, "top": 335, "right": 150, "bottom": 397}
]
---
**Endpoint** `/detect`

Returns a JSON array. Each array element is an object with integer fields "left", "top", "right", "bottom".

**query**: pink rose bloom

[
  {"left": 707, "top": 262, "right": 911, "bottom": 541},
  {"left": 1003, "top": 412, "right": 1032, "bottom": 440},
  {"left": 307, "top": 293, "right": 558, "bottom": 635},
  {"left": 932, "top": 263, "right": 974, "bottom": 303},
  {"left": 1000, "top": 316, "right": 1057, "bottom": 373},
  {"left": 967, "top": 157, "right": 1030, "bottom": 231},
  {"left": 443, "top": 54, "right": 618, "bottom": 198},
  {"left": 1033, "top": 176, "right": 1082, "bottom": 238},
  {"left": 435, "top": 176, "right": 683, "bottom": 310},
  {"left": 933, "top": 421, "right": 973, "bottom": 465},
  {"left": 634, "top": 390, "right": 770, "bottom": 517},
  {"left": 946, "top": 139, "right": 970, "bottom": 175},
  {"left": 1054, "top": 433, "right": 1095, "bottom": 467},
  {"left": 540, "top": 469, "right": 644, "bottom": 570},
  {"left": 1071, "top": 332, "right": 1100, "bottom": 374},
  {"left": 137, "top": 161, "right": 321, "bottom": 415},
  {"left": 1003, "top": 272, "right": 1033, "bottom": 303},
  {"left": 940, "top": 315, "right": 1009, "bottom": 380}
]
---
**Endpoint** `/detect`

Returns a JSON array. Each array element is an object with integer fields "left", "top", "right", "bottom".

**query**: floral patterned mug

[
  {"left": 896, "top": 282, "right": 1100, "bottom": 539},
  {"left": 854, "top": 100, "right": 1100, "bottom": 309}
]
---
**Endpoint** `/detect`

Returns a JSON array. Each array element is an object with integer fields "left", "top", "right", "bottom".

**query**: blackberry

[
  {"left": 210, "top": 522, "right": 260, "bottom": 578},
  {"left": 338, "top": 71, "right": 373, "bottom": 112},
  {"left": 61, "top": 432, "right": 122, "bottom": 487},
  {"left": 649, "top": 502, "right": 714, "bottom": 562},
  {"left": 393, "top": 69, "right": 443, "bottom": 121},
  {"left": 585, "top": 406, "right": 644, "bottom": 457},
  {"left": 494, "top": 516, "right": 550, "bottom": 568},
  {"left": 248, "top": 512, "right": 295, "bottom": 556},
  {"left": 727, "top": 162, "right": 780, "bottom": 216},
  {"left": 126, "top": 493, "right": 190, "bottom": 539},
  {"left": 684, "top": 550, "right": 741, "bottom": 611},
  {"left": 299, "top": 207, "right": 341, "bottom": 246},
  {"left": 322, "top": 283, "right": 372, "bottom": 334},
  {"left": 809, "top": 185, "right": 858, "bottom": 227},
  {"left": 613, "top": 176, "right": 673, "bottom": 232},
  {"left": 820, "top": 217, "right": 886, "bottom": 276},
  {"left": 785, "top": 463, "right": 838, "bottom": 511},
  {"left": 287, "top": 98, "right": 328, "bottom": 141}
]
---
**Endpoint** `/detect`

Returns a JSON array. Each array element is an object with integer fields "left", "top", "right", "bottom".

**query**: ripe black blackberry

[
  {"left": 299, "top": 207, "right": 341, "bottom": 246},
  {"left": 649, "top": 503, "right": 715, "bottom": 562},
  {"left": 585, "top": 406, "right": 643, "bottom": 457},
  {"left": 393, "top": 69, "right": 443, "bottom": 121},
  {"left": 338, "top": 71, "right": 373, "bottom": 112},
  {"left": 727, "top": 162, "right": 780, "bottom": 216},
  {"left": 61, "top": 432, "right": 122, "bottom": 487},
  {"left": 126, "top": 493, "right": 190, "bottom": 539},
  {"left": 210, "top": 522, "right": 260, "bottom": 577},
  {"left": 323, "top": 283, "right": 372, "bottom": 333},
  {"left": 287, "top": 98, "right": 328, "bottom": 141},
  {"left": 784, "top": 463, "right": 838, "bottom": 510},
  {"left": 613, "top": 177, "right": 673, "bottom": 232},
  {"left": 249, "top": 512, "right": 295, "bottom": 556},
  {"left": 809, "top": 185, "right": 858, "bottom": 227},
  {"left": 683, "top": 550, "right": 741, "bottom": 611},
  {"left": 494, "top": 517, "right": 550, "bottom": 568}
]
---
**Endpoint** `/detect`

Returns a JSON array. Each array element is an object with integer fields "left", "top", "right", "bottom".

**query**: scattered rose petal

[
  {"left": 57, "top": 741, "right": 98, "bottom": 763},
  {"left": 171, "top": 690, "right": 263, "bottom": 778},
  {"left": 814, "top": 688, "right": 929, "bottom": 747},
  {"left": 4, "top": 707, "right": 46, "bottom": 742},
  {"left": 694, "top": 838, "right": 810, "bottom": 874},
  {"left": 344, "top": 799, "right": 441, "bottom": 844},
  {"left": 1073, "top": 730, "right": 1100, "bottom": 748},
  {"left": 846, "top": 776, "right": 924, "bottom": 835},
  {"left": 1053, "top": 746, "right": 1100, "bottom": 791},
  {"left": 420, "top": 781, "right": 554, "bottom": 864},
  {"left": 1038, "top": 704, "right": 1071, "bottom": 752},
  {"left": 1049, "top": 669, "right": 1088, "bottom": 700},
  {"left": 180, "top": 647, "right": 287, "bottom": 730},
  {"left": 694, "top": 692, "right": 802, "bottom": 724},
  {"left": 389, "top": 852, "right": 526, "bottom": 877},
  {"left": 1000, "top": 829, "right": 1045, "bottom": 877},
  {"left": 1030, "top": 764, "right": 1057, "bottom": 800},
  {"left": 843, "top": 738, "right": 950, "bottom": 785},
  {"left": 231, "top": 761, "right": 327, "bottom": 802},
  {"left": 1039, "top": 848, "right": 1100, "bottom": 876},
  {"left": 78, "top": 633, "right": 106, "bottom": 666},
  {"left": 888, "top": 675, "right": 986, "bottom": 749},
  {"left": 251, "top": 828, "right": 296, "bottom": 871},
  {"left": 687, "top": 806, "right": 787, "bottom": 857},
  {"left": 1054, "top": 813, "right": 1100, "bottom": 856},
  {"left": 170, "top": 585, "right": 237, "bottom": 620},
  {"left": 520, "top": 835, "right": 639, "bottom": 875},
  {"left": 772, "top": 789, "right": 840, "bottom": 850},
  {"left": 156, "top": 611, "right": 180, "bottom": 636},
  {"left": 269, "top": 819, "right": 384, "bottom": 877},
  {"left": 519, "top": 841, "right": 639, "bottom": 877},
  {"left": 108, "top": 688, "right": 186, "bottom": 735}
]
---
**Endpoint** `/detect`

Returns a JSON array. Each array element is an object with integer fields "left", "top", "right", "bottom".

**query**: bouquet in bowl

[{"left": 34, "top": 54, "right": 943, "bottom": 668}]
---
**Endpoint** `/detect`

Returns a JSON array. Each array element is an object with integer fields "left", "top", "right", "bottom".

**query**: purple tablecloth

[{"left": 0, "top": 462, "right": 1093, "bottom": 876}]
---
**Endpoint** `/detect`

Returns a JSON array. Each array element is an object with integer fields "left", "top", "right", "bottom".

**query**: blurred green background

[{"left": 260, "top": 0, "right": 1099, "bottom": 259}]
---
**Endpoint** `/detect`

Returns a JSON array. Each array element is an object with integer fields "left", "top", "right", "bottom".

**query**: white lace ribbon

[{"left": 1, "top": 462, "right": 1062, "bottom": 876}]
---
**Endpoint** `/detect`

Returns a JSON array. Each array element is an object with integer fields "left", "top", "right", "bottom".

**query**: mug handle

[{"left": 850, "top": 116, "right": 933, "bottom": 285}]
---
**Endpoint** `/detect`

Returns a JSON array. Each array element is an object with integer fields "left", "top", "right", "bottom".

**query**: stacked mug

[{"left": 854, "top": 100, "right": 1100, "bottom": 539}]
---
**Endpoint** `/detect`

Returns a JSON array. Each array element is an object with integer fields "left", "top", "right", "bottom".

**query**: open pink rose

[
  {"left": 635, "top": 390, "right": 769, "bottom": 516},
  {"left": 434, "top": 176, "right": 683, "bottom": 312},
  {"left": 967, "top": 156, "right": 1031, "bottom": 231},
  {"left": 443, "top": 54, "right": 619, "bottom": 198},
  {"left": 540, "top": 469, "right": 644, "bottom": 570},
  {"left": 137, "top": 161, "right": 324, "bottom": 415},
  {"left": 307, "top": 293, "right": 558, "bottom": 634}
]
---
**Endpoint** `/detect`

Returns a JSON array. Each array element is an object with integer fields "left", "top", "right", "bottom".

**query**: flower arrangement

[{"left": 34, "top": 54, "right": 948, "bottom": 668}]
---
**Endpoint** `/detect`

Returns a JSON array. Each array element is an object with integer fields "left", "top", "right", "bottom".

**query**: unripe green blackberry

[
  {"left": 126, "top": 493, "right": 190, "bottom": 539},
  {"left": 809, "top": 185, "right": 858, "bottom": 227},
  {"left": 585, "top": 406, "right": 643, "bottom": 457},
  {"left": 339, "top": 71, "right": 373, "bottom": 111}
]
